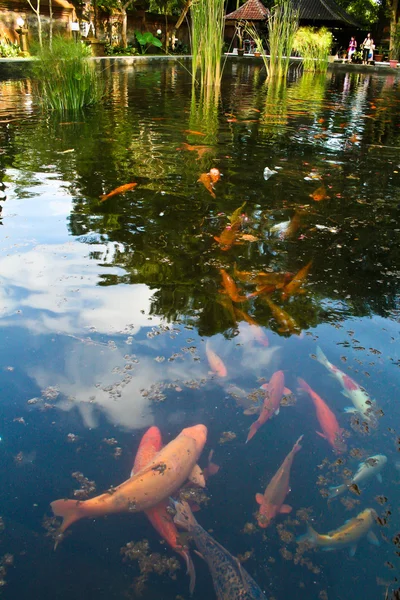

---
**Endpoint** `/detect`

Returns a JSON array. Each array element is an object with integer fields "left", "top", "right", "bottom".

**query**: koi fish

[
  {"left": 206, "top": 342, "right": 227, "bottom": 378},
  {"left": 281, "top": 260, "right": 313, "bottom": 300},
  {"left": 220, "top": 269, "right": 247, "bottom": 303},
  {"left": 297, "top": 508, "right": 379, "bottom": 555},
  {"left": 228, "top": 201, "right": 246, "bottom": 225},
  {"left": 100, "top": 182, "right": 137, "bottom": 202},
  {"left": 310, "top": 186, "right": 330, "bottom": 201},
  {"left": 328, "top": 455, "right": 387, "bottom": 498},
  {"left": 297, "top": 378, "right": 347, "bottom": 453},
  {"left": 133, "top": 427, "right": 196, "bottom": 595},
  {"left": 214, "top": 220, "right": 242, "bottom": 251},
  {"left": 234, "top": 267, "right": 291, "bottom": 289},
  {"left": 246, "top": 371, "right": 290, "bottom": 442},
  {"left": 234, "top": 307, "right": 269, "bottom": 347},
  {"left": 185, "top": 130, "right": 206, "bottom": 136},
  {"left": 265, "top": 297, "right": 301, "bottom": 335},
  {"left": 179, "top": 143, "right": 212, "bottom": 159},
  {"left": 315, "top": 346, "right": 376, "bottom": 423},
  {"left": 51, "top": 424, "right": 207, "bottom": 533},
  {"left": 256, "top": 435, "right": 303, "bottom": 528},
  {"left": 202, "top": 450, "right": 220, "bottom": 480},
  {"left": 198, "top": 172, "right": 216, "bottom": 198},
  {"left": 173, "top": 501, "right": 267, "bottom": 599}
]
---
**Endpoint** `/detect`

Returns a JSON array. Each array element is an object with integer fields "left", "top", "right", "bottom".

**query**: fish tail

[
  {"left": 316, "top": 346, "right": 330, "bottom": 370},
  {"left": 297, "top": 377, "right": 312, "bottom": 395},
  {"left": 246, "top": 421, "right": 261, "bottom": 443},
  {"left": 173, "top": 500, "right": 197, "bottom": 532},
  {"left": 51, "top": 498, "right": 86, "bottom": 533},
  {"left": 180, "top": 549, "right": 196, "bottom": 595},
  {"left": 297, "top": 522, "right": 319, "bottom": 547},
  {"left": 293, "top": 434, "right": 304, "bottom": 453},
  {"left": 327, "top": 484, "right": 347, "bottom": 498}
]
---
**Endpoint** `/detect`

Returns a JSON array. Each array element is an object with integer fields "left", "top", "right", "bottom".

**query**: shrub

[
  {"left": 0, "top": 39, "right": 21, "bottom": 58},
  {"left": 33, "top": 37, "right": 103, "bottom": 111},
  {"left": 293, "top": 27, "right": 333, "bottom": 72},
  {"left": 105, "top": 43, "right": 138, "bottom": 56}
]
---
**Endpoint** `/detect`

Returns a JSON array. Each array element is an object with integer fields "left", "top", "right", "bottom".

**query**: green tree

[{"left": 148, "top": 0, "right": 184, "bottom": 51}]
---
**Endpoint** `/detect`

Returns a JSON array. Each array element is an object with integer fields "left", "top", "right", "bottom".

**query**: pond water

[{"left": 0, "top": 60, "right": 399, "bottom": 600}]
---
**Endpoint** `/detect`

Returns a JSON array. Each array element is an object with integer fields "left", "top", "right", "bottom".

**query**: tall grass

[
  {"left": 33, "top": 37, "right": 103, "bottom": 111},
  {"left": 268, "top": 0, "right": 299, "bottom": 79},
  {"left": 244, "top": 23, "right": 269, "bottom": 77},
  {"left": 191, "top": 0, "right": 225, "bottom": 87},
  {"left": 293, "top": 27, "right": 333, "bottom": 72}
]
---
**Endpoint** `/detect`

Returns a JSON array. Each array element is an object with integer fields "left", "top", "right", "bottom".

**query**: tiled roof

[
  {"left": 225, "top": 0, "right": 269, "bottom": 21},
  {"left": 294, "top": 0, "right": 360, "bottom": 26}
]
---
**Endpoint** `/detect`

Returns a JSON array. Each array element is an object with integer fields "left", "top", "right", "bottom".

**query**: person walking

[
  {"left": 348, "top": 36, "right": 357, "bottom": 61},
  {"left": 362, "top": 33, "right": 372, "bottom": 64}
]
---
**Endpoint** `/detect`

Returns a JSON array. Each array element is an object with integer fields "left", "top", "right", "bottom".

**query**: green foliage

[
  {"left": 268, "top": 0, "right": 299, "bottom": 79},
  {"left": 244, "top": 23, "right": 269, "bottom": 76},
  {"left": 148, "top": 0, "right": 182, "bottom": 15},
  {"left": 105, "top": 43, "right": 138, "bottom": 55},
  {"left": 0, "top": 39, "right": 21, "bottom": 57},
  {"left": 335, "top": 0, "right": 380, "bottom": 26},
  {"left": 135, "top": 31, "right": 163, "bottom": 54},
  {"left": 293, "top": 27, "right": 333, "bottom": 72},
  {"left": 191, "top": 0, "right": 225, "bottom": 87},
  {"left": 32, "top": 37, "right": 103, "bottom": 111}
]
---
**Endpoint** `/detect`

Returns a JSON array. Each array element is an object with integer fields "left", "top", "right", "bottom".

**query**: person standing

[
  {"left": 348, "top": 36, "right": 357, "bottom": 61},
  {"left": 362, "top": 33, "right": 372, "bottom": 64}
]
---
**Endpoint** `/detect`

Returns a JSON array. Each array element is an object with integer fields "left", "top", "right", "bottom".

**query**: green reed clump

[
  {"left": 268, "top": 0, "right": 299, "bottom": 79},
  {"left": 191, "top": 0, "right": 225, "bottom": 87},
  {"left": 293, "top": 27, "right": 333, "bottom": 72},
  {"left": 244, "top": 23, "right": 269, "bottom": 77},
  {"left": 33, "top": 37, "right": 103, "bottom": 111}
]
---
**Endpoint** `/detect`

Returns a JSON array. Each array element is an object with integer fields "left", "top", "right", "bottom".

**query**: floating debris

[
  {"left": 218, "top": 431, "right": 236, "bottom": 444},
  {"left": 72, "top": 472, "right": 96, "bottom": 499},
  {"left": 121, "top": 539, "right": 180, "bottom": 595}
]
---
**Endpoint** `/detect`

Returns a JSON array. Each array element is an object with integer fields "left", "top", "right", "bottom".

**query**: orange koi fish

[
  {"left": 178, "top": 143, "right": 212, "bottom": 159},
  {"left": 246, "top": 371, "right": 290, "bottom": 442},
  {"left": 234, "top": 307, "right": 269, "bottom": 347},
  {"left": 298, "top": 378, "right": 347, "bottom": 453},
  {"left": 133, "top": 427, "right": 196, "bottom": 595},
  {"left": 265, "top": 298, "right": 301, "bottom": 335},
  {"left": 205, "top": 342, "right": 227, "bottom": 378},
  {"left": 214, "top": 220, "right": 242, "bottom": 251},
  {"left": 255, "top": 435, "right": 303, "bottom": 528},
  {"left": 51, "top": 425, "right": 207, "bottom": 533},
  {"left": 281, "top": 260, "right": 313, "bottom": 300},
  {"left": 100, "top": 182, "right": 137, "bottom": 202},
  {"left": 220, "top": 269, "right": 247, "bottom": 303},
  {"left": 198, "top": 169, "right": 220, "bottom": 198},
  {"left": 282, "top": 210, "right": 302, "bottom": 239},
  {"left": 310, "top": 186, "right": 330, "bottom": 202},
  {"left": 185, "top": 130, "right": 206, "bottom": 136}
]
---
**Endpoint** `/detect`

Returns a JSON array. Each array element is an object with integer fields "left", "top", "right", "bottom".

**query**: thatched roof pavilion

[{"left": 225, "top": 0, "right": 269, "bottom": 22}]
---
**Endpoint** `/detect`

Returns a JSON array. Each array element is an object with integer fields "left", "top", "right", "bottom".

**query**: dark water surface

[{"left": 0, "top": 61, "right": 399, "bottom": 599}]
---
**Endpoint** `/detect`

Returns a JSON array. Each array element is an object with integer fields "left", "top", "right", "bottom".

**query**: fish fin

[
  {"left": 255, "top": 493, "right": 264, "bottom": 505},
  {"left": 376, "top": 473, "right": 383, "bottom": 483},
  {"left": 316, "top": 431, "right": 326, "bottom": 439},
  {"left": 349, "top": 545, "right": 357, "bottom": 557},
  {"left": 341, "top": 391, "right": 351, "bottom": 399},
  {"left": 280, "top": 504, "right": 292, "bottom": 514},
  {"left": 297, "top": 522, "right": 319, "bottom": 546},
  {"left": 183, "top": 551, "right": 196, "bottom": 595},
  {"left": 275, "top": 408, "right": 280, "bottom": 416},
  {"left": 246, "top": 421, "right": 260, "bottom": 443},
  {"left": 367, "top": 531, "right": 380, "bottom": 546},
  {"left": 315, "top": 346, "right": 329, "bottom": 368},
  {"left": 51, "top": 499, "right": 85, "bottom": 534},
  {"left": 194, "top": 550, "right": 205, "bottom": 561},
  {"left": 327, "top": 484, "right": 347, "bottom": 498},
  {"left": 173, "top": 500, "right": 197, "bottom": 531},
  {"left": 283, "top": 387, "right": 293, "bottom": 395},
  {"left": 243, "top": 406, "right": 261, "bottom": 416},
  {"left": 343, "top": 406, "right": 357, "bottom": 413},
  {"left": 188, "top": 464, "right": 206, "bottom": 488}
]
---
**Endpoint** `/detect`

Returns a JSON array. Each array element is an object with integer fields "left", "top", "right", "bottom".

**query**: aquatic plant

[
  {"left": 293, "top": 27, "right": 333, "bottom": 72},
  {"left": 135, "top": 30, "right": 163, "bottom": 54},
  {"left": 267, "top": 0, "right": 299, "bottom": 79},
  {"left": 33, "top": 37, "right": 103, "bottom": 111},
  {"left": 190, "top": 0, "right": 225, "bottom": 87},
  {"left": 244, "top": 23, "right": 269, "bottom": 77}
]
